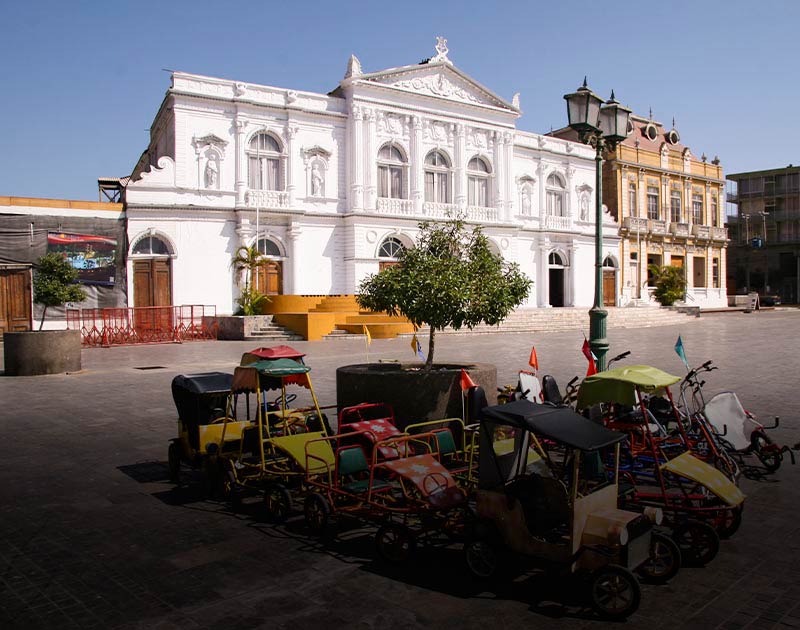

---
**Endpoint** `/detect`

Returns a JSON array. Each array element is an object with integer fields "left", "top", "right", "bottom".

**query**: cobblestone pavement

[{"left": 1, "top": 310, "right": 800, "bottom": 629}]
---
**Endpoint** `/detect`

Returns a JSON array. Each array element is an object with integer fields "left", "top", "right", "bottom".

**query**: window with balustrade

[
  {"left": 467, "top": 156, "right": 490, "bottom": 207},
  {"left": 424, "top": 150, "right": 451, "bottom": 203},
  {"left": 647, "top": 186, "right": 659, "bottom": 220},
  {"left": 692, "top": 193, "right": 704, "bottom": 224},
  {"left": 628, "top": 182, "right": 637, "bottom": 217},
  {"left": 711, "top": 195, "right": 718, "bottom": 227},
  {"left": 670, "top": 190, "right": 682, "bottom": 223},
  {"left": 377, "top": 144, "right": 407, "bottom": 199},
  {"left": 546, "top": 173, "right": 566, "bottom": 216},
  {"left": 248, "top": 133, "right": 283, "bottom": 190}
]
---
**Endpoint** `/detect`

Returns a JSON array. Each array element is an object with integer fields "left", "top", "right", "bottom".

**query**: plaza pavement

[{"left": 1, "top": 310, "right": 800, "bottom": 629}]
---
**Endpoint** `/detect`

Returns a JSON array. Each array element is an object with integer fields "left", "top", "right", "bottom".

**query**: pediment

[{"left": 355, "top": 62, "right": 518, "bottom": 113}]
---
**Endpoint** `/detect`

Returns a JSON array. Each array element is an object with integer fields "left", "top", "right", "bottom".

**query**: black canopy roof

[
  {"left": 481, "top": 399, "right": 625, "bottom": 451},
  {"left": 171, "top": 372, "right": 233, "bottom": 396}
]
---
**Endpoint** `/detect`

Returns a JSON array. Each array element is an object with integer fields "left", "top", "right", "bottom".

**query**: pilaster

[{"left": 235, "top": 118, "right": 248, "bottom": 207}]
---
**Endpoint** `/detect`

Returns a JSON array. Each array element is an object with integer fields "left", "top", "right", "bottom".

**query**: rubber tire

[
  {"left": 716, "top": 505, "right": 743, "bottom": 540},
  {"left": 587, "top": 564, "right": 641, "bottom": 620},
  {"left": 752, "top": 431, "right": 782, "bottom": 473},
  {"left": 167, "top": 442, "right": 181, "bottom": 484},
  {"left": 263, "top": 482, "right": 292, "bottom": 523},
  {"left": 375, "top": 523, "right": 416, "bottom": 565},
  {"left": 464, "top": 538, "right": 499, "bottom": 580},
  {"left": 304, "top": 492, "right": 330, "bottom": 536},
  {"left": 637, "top": 532, "right": 681, "bottom": 583},
  {"left": 672, "top": 519, "right": 720, "bottom": 566}
]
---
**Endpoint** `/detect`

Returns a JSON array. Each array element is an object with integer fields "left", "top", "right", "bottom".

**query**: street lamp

[{"left": 564, "top": 79, "right": 631, "bottom": 371}]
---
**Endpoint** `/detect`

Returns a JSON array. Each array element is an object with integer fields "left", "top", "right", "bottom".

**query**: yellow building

[{"left": 604, "top": 114, "right": 728, "bottom": 307}]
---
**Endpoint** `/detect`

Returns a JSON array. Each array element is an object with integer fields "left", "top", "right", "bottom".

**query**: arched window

[
  {"left": 468, "top": 156, "right": 491, "bottom": 207},
  {"left": 603, "top": 256, "right": 616, "bottom": 268},
  {"left": 377, "top": 144, "right": 406, "bottom": 199},
  {"left": 546, "top": 173, "right": 566, "bottom": 217},
  {"left": 378, "top": 236, "right": 405, "bottom": 259},
  {"left": 424, "top": 150, "right": 451, "bottom": 203},
  {"left": 255, "top": 238, "right": 282, "bottom": 257},
  {"left": 132, "top": 235, "right": 170, "bottom": 255},
  {"left": 248, "top": 133, "right": 282, "bottom": 190},
  {"left": 548, "top": 252, "right": 565, "bottom": 266}
]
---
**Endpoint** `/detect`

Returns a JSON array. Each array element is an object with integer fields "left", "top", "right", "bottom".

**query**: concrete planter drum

[{"left": 3, "top": 329, "right": 82, "bottom": 376}]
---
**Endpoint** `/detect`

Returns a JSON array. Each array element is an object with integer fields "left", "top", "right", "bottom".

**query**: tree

[
  {"left": 648, "top": 264, "right": 686, "bottom": 306},
  {"left": 230, "top": 245, "right": 269, "bottom": 315},
  {"left": 33, "top": 253, "right": 87, "bottom": 330},
  {"left": 357, "top": 218, "right": 532, "bottom": 370}
]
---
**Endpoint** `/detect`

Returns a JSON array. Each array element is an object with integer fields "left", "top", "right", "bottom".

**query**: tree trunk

[
  {"left": 424, "top": 327, "right": 436, "bottom": 370},
  {"left": 39, "top": 305, "right": 48, "bottom": 331}
]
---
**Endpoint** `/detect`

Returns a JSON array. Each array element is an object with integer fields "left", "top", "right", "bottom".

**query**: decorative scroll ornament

[{"left": 431, "top": 36, "right": 451, "bottom": 64}]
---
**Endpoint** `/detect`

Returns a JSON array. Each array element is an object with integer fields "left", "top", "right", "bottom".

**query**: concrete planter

[
  {"left": 3, "top": 329, "right": 82, "bottom": 376},
  {"left": 208, "top": 315, "right": 273, "bottom": 340},
  {"left": 336, "top": 362, "right": 496, "bottom": 430}
]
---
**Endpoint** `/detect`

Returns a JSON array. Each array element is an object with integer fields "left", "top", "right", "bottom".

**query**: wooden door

[
  {"left": 0, "top": 269, "right": 32, "bottom": 332},
  {"left": 603, "top": 270, "right": 616, "bottom": 306},
  {"left": 379, "top": 261, "right": 399, "bottom": 271},
  {"left": 133, "top": 259, "right": 172, "bottom": 330},
  {"left": 254, "top": 260, "right": 283, "bottom": 295}
]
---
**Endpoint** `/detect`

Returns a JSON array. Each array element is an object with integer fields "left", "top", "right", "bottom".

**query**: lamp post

[
  {"left": 760, "top": 210, "right": 770, "bottom": 293},
  {"left": 564, "top": 79, "right": 631, "bottom": 371}
]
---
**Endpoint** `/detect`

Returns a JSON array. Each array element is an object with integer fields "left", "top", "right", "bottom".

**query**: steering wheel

[{"left": 422, "top": 472, "right": 450, "bottom": 496}]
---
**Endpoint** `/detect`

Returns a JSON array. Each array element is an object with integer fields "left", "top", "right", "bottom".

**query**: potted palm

[{"left": 214, "top": 245, "right": 272, "bottom": 340}]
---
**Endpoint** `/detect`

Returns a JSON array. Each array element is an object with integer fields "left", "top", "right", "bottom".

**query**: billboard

[{"left": 47, "top": 232, "right": 117, "bottom": 285}]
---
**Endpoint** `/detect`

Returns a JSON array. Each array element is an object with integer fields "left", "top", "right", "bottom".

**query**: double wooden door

[
  {"left": 0, "top": 268, "right": 32, "bottom": 332},
  {"left": 254, "top": 260, "right": 283, "bottom": 295},
  {"left": 603, "top": 270, "right": 616, "bottom": 306},
  {"left": 133, "top": 259, "right": 172, "bottom": 330}
]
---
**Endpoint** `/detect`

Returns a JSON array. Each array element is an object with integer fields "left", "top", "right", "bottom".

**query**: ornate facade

[{"left": 125, "top": 40, "right": 621, "bottom": 314}]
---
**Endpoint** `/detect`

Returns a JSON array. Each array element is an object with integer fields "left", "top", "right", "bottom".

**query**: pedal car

[{"left": 465, "top": 399, "right": 667, "bottom": 620}]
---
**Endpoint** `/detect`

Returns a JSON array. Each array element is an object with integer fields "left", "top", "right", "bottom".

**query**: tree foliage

[
  {"left": 648, "top": 264, "right": 686, "bottom": 306},
  {"left": 33, "top": 253, "right": 87, "bottom": 330},
  {"left": 357, "top": 219, "right": 532, "bottom": 369},
  {"left": 230, "top": 245, "right": 270, "bottom": 315}
]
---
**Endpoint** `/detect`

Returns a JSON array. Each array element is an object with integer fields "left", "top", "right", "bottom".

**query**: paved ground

[{"left": 1, "top": 310, "right": 800, "bottom": 629}]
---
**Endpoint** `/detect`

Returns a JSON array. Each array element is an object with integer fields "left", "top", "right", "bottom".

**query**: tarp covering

[
  {"left": 481, "top": 399, "right": 625, "bottom": 451},
  {"left": 577, "top": 365, "right": 682, "bottom": 408}
]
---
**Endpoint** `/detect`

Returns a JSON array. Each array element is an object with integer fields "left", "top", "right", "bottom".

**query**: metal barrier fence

[{"left": 66, "top": 305, "right": 219, "bottom": 347}]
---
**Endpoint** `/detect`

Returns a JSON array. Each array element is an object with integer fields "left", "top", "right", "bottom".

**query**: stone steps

[{"left": 246, "top": 322, "right": 304, "bottom": 341}]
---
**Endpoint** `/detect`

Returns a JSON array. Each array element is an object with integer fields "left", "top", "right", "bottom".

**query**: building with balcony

[
  {"left": 553, "top": 114, "right": 728, "bottom": 308},
  {"left": 726, "top": 165, "right": 800, "bottom": 302},
  {"left": 124, "top": 39, "right": 621, "bottom": 314}
]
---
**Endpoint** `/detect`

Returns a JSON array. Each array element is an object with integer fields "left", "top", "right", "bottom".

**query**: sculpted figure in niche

[
  {"left": 311, "top": 163, "right": 325, "bottom": 197},
  {"left": 580, "top": 194, "right": 589, "bottom": 221},
  {"left": 521, "top": 186, "right": 532, "bottom": 215},
  {"left": 205, "top": 158, "right": 218, "bottom": 188}
]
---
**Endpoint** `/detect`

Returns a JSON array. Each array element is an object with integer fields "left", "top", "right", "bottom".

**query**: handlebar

[
  {"left": 607, "top": 350, "right": 631, "bottom": 368},
  {"left": 567, "top": 376, "right": 580, "bottom": 388}
]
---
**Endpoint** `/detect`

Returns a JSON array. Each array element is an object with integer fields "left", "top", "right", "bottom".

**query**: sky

[{"left": 1, "top": 0, "right": 798, "bottom": 202}]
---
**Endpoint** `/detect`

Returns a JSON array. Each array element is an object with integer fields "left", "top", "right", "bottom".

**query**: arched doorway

[
  {"left": 548, "top": 252, "right": 566, "bottom": 307},
  {"left": 253, "top": 238, "right": 283, "bottom": 295},
  {"left": 377, "top": 236, "right": 405, "bottom": 271},
  {"left": 131, "top": 235, "right": 172, "bottom": 308},
  {"left": 603, "top": 256, "right": 617, "bottom": 306}
]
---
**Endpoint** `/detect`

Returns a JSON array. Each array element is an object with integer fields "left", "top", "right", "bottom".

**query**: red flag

[
  {"left": 460, "top": 369, "right": 477, "bottom": 391},
  {"left": 582, "top": 339, "right": 597, "bottom": 376},
  {"left": 528, "top": 346, "right": 539, "bottom": 372}
]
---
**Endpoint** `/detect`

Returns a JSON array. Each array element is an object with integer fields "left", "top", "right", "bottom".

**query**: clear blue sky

[{"left": 1, "top": 0, "right": 797, "bottom": 201}]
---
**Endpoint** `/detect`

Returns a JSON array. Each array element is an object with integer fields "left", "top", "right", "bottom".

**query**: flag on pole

[
  {"left": 528, "top": 345, "right": 539, "bottom": 372},
  {"left": 410, "top": 334, "right": 426, "bottom": 361},
  {"left": 460, "top": 369, "right": 477, "bottom": 391},
  {"left": 675, "top": 335, "right": 690, "bottom": 371},
  {"left": 582, "top": 338, "right": 597, "bottom": 376},
  {"left": 363, "top": 325, "right": 372, "bottom": 346}
]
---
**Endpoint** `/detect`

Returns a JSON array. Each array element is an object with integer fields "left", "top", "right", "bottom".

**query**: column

[
  {"left": 286, "top": 125, "right": 298, "bottom": 207},
  {"left": 539, "top": 244, "right": 550, "bottom": 307},
  {"left": 286, "top": 224, "right": 302, "bottom": 294},
  {"left": 350, "top": 104, "right": 363, "bottom": 211},
  {"left": 234, "top": 118, "right": 248, "bottom": 207},
  {"left": 536, "top": 160, "right": 545, "bottom": 220},
  {"left": 493, "top": 132, "right": 505, "bottom": 217},
  {"left": 504, "top": 132, "right": 514, "bottom": 221},
  {"left": 454, "top": 123, "right": 466, "bottom": 210},
  {"left": 411, "top": 115, "right": 423, "bottom": 213},
  {"left": 363, "top": 108, "right": 376, "bottom": 210}
]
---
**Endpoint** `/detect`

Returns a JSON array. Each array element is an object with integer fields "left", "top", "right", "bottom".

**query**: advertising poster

[{"left": 47, "top": 232, "right": 117, "bottom": 285}]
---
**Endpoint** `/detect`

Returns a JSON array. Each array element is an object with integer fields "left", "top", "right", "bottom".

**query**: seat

[{"left": 336, "top": 446, "right": 392, "bottom": 494}]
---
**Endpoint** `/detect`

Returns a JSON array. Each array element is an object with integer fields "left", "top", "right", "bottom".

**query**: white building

[{"left": 125, "top": 39, "right": 621, "bottom": 314}]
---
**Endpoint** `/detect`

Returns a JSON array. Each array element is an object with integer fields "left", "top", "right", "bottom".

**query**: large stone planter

[
  {"left": 209, "top": 315, "right": 273, "bottom": 340},
  {"left": 336, "top": 362, "right": 496, "bottom": 430},
  {"left": 3, "top": 330, "right": 82, "bottom": 376}
]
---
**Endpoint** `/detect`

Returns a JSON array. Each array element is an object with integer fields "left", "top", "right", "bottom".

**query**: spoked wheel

[
  {"left": 167, "top": 442, "right": 181, "bottom": 484},
  {"left": 304, "top": 492, "right": 330, "bottom": 536},
  {"left": 464, "top": 538, "right": 498, "bottom": 579},
  {"left": 263, "top": 482, "right": 292, "bottom": 523},
  {"left": 752, "top": 431, "right": 782, "bottom": 473},
  {"left": 587, "top": 564, "right": 641, "bottom": 620},
  {"left": 636, "top": 532, "right": 681, "bottom": 583},
  {"left": 672, "top": 519, "right": 720, "bottom": 566},
  {"left": 715, "top": 505, "right": 743, "bottom": 539},
  {"left": 375, "top": 523, "right": 416, "bottom": 565}
]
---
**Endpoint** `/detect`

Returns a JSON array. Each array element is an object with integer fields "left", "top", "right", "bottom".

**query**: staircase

[
  {"left": 394, "top": 305, "right": 698, "bottom": 338},
  {"left": 245, "top": 320, "right": 304, "bottom": 341}
]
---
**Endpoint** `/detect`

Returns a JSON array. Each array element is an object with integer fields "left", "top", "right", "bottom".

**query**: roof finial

[
  {"left": 344, "top": 54, "right": 362, "bottom": 79},
  {"left": 672, "top": 117, "right": 676, "bottom": 128},
  {"left": 432, "top": 36, "right": 451, "bottom": 64},
  {"left": 609, "top": 89, "right": 616, "bottom": 102},
  {"left": 649, "top": 107, "right": 653, "bottom": 120},
  {"left": 582, "top": 76, "right": 588, "bottom": 88}
]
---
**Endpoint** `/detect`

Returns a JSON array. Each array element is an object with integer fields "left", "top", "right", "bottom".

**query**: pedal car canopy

[
  {"left": 247, "top": 357, "right": 311, "bottom": 389},
  {"left": 241, "top": 345, "right": 306, "bottom": 365},
  {"left": 481, "top": 400, "right": 625, "bottom": 451},
  {"left": 577, "top": 365, "right": 682, "bottom": 408}
]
